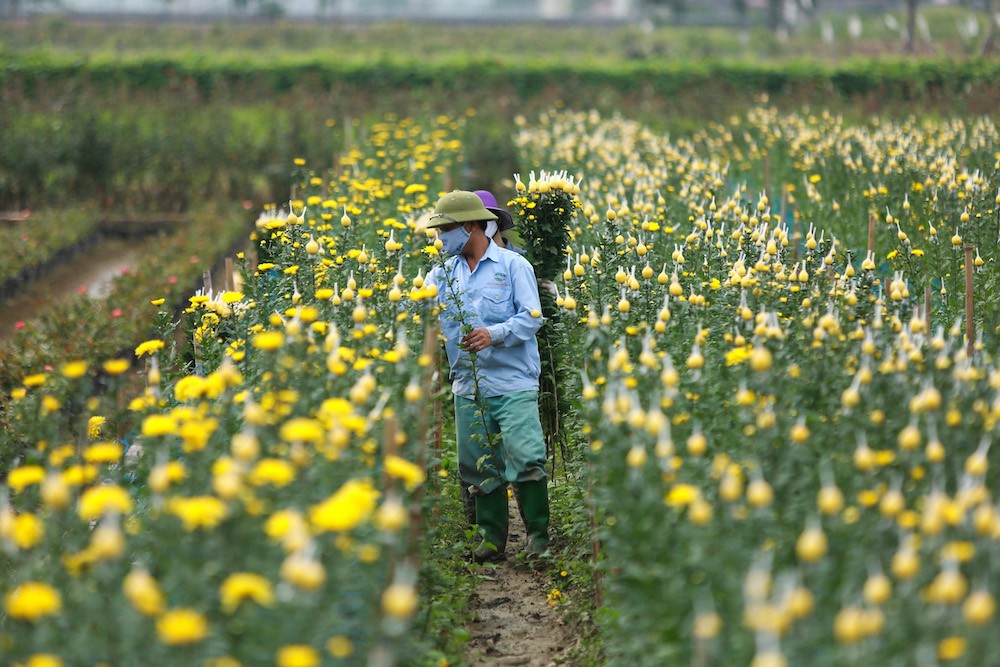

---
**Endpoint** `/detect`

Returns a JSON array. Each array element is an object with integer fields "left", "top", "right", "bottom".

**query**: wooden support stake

[
  {"left": 225, "top": 257, "right": 235, "bottom": 292},
  {"left": 867, "top": 211, "right": 876, "bottom": 258},
  {"left": 383, "top": 416, "right": 398, "bottom": 493},
  {"left": 412, "top": 323, "right": 443, "bottom": 525},
  {"left": 763, "top": 151, "right": 771, "bottom": 202},
  {"left": 924, "top": 285, "right": 932, "bottom": 332},
  {"left": 965, "top": 244, "right": 975, "bottom": 358},
  {"left": 589, "top": 472, "right": 603, "bottom": 609},
  {"left": 202, "top": 270, "right": 213, "bottom": 295},
  {"left": 792, "top": 204, "right": 799, "bottom": 263}
]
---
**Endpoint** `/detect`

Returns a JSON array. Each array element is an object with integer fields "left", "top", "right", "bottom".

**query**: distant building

[{"left": 26, "top": 0, "right": 642, "bottom": 20}]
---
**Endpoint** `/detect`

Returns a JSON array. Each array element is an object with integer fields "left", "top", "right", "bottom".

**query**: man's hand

[{"left": 461, "top": 327, "right": 493, "bottom": 353}]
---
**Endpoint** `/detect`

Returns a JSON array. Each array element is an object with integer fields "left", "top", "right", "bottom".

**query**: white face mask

[{"left": 438, "top": 225, "right": 471, "bottom": 256}]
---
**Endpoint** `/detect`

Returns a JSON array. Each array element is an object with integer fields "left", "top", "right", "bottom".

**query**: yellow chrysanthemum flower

[
  {"left": 156, "top": 608, "right": 208, "bottom": 645},
  {"left": 134, "top": 339, "right": 165, "bottom": 357},
  {"left": 23, "top": 654, "right": 64, "bottom": 667},
  {"left": 310, "top": 479, "right": 379, "bottom": 532},
  {"left": 142, "top": 414, "right": 177, "bottom": 438},
  {"left": 4, "top": 582, "right": 62, "bottom": 622},
  {"left": 383, "top": 455, "right": 427, "bottom": 490},
  {"left": 103, "top": 359, "right": 129, "bottom": 375},
  {"left": 123, "top": 569, "right": 165, "bottom": 616},
  {"left": 249, "top": 459, "right": 297, "bottom": 488},
  {"left": 167, "top": 496, "right": 229, "bottom": 531},
  {"left": 78, "top": 485, "right": 133, "bottom": 520},
  {"left": 220, "top": 573, "right": 274, "bottom": 614},
  {"left": 252, "top": 331, "right": 285, "bottom": 351},
  {"left": 10, "top": 513, "right": 45, "bottom": 549},
  {"left": 87, "top": 415, "right": 106, "bottom": 439},
  {"left": 664, "top": 484, "right": 700, "bottom": 507},
  {"left": 8, "top": 465, "right": 46, "bottom": 492},
  {"left": 280, "top": 417, "right": 325, "bottom": 444},
  {"left": 60, "top": 360, "right": 88, "bottom": 379},
  {"left": 82, "top": 441, "right": 122, "bottom": 464},
  {"left": 276, "top": 645, "right": 319, "bottom": 667}
]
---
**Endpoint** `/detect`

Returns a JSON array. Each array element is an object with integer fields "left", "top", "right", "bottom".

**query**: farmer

[
  {"left": 473, "top": 189, "right": 526, "bottom": 256},
  {"left": 425, "top": 190, "right": 550, "bottom": 562}
]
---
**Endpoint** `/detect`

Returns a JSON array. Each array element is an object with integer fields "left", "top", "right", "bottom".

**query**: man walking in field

[{"left": 425, "top": 190, "right": 550, "bottom": 562}]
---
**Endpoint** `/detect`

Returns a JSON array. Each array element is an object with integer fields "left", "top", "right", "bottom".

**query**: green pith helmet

[{"left": 427, "top": 190, "right": 498, "bottom": 229}]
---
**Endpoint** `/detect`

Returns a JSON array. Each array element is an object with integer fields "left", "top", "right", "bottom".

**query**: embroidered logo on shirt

[{"left": 486, "top": 271, "right": 510, "bottom": 289}]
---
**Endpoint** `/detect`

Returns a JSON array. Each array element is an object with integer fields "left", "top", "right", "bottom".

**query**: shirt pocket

[{"left": 480, "top": 287, "right": 514, "bottom": 324}]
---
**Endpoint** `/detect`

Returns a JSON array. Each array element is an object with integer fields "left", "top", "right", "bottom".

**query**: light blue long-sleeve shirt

[{"left": 428, "top": 241, "right": 543, "bottom": 399}]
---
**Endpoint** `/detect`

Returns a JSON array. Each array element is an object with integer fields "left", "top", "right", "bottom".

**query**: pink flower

[
  {"left": 14, "top": 321, "right": 25, "bottom": 330},
  {"left": 242, "top": 200, "right": 254, "bottom": 210},
  {"left": 168, "top": 276, "right": 178, "bottom": 285},
  {"left": 189, "top": 255, "right": 200, "bottom": 265},
  {"left": 111, "top": 309, "right": 122, "bottom": 318},
  {"left": 78, "top": 285, "right": 88, "bottom": 295}
]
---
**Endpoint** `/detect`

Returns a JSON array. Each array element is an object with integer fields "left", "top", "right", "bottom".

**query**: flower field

[
  {"left": 515, "top": 109, "right": 1000, "bottom": 665},
  {"left": 2, "top": 103, "right": 999, "bottom": 666},
  {"left": 0, "top": 115, "right": 467, "bottom": 666}
]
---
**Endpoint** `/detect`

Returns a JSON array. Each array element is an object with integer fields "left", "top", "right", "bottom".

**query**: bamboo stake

[
  {"left": 382, "top": 416, "right": 398, "bottom": 491},
  {"left": 965, "top": 244, "right": 975, "bottom": 358},
  {"left": 414, "top": 324, "right": 444, "bottom": 523},
  {"left": 225, "top": 257, "right": 235, "bottom": 292},
  {"left": 589, "top": 471, "right": 602, "bottom": 609},
  {"left": 867, "top": 211, "right": 876, "bottom": 258},
  {"left": 780, "top": 182, "right": 788, "bottom": 225},
  {"left": 763, "top": 151, "right": 771, "bottom": 202},
  {"left": 924, "top": 285, "right": 932, "bottom": 332},
  {"left": 791, "top": 196, "right": 800, "bottom": 263}
]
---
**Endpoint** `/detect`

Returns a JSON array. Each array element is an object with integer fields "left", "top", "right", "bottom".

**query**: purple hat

[{"left": 473, "top": 190, "right": 514, "bottom": 233}]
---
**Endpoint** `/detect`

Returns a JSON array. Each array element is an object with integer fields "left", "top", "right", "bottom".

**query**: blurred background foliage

[{"left": 2, "top": 3, "right": 1000, "bottom": 212}]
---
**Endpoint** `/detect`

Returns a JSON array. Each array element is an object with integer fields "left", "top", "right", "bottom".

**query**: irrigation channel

[
  {"left": 1, "top": 223, "right": 243, "bottom": 347},
  {"left": 0, "top": 237, "right": 140, "bottom": 346}
]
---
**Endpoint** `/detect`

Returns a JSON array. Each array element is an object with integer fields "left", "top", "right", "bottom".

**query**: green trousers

[{"left": 455, "top": 390, "right": 547, "bottom": 495}]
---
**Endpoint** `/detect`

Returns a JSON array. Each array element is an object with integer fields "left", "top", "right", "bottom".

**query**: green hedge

[{"left": 4, "top": 53, "right": 1000, "bottom": 103}]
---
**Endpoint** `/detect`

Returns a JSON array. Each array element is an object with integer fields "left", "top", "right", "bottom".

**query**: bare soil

[{"left": 463, "top": 495, "right": 577, "bottom": 666}]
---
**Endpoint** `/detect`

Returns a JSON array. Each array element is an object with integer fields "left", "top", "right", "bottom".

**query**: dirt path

[{"left": 463, "top": 495, "right": 576, "bottom": 666}]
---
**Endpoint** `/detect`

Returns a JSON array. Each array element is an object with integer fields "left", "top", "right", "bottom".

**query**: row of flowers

[
  {"left": 0, "top": 114, "right": 471, "bottom": 665},
  {"left": 510, "top": 109, "right": 1000, "bottom": 665},
  {"left": 0, "top": 208, "right": 100, "bottom": 288}
]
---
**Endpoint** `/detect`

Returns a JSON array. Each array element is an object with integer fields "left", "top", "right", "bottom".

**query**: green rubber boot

[
  {"left": 473, "top": 489, "right": 509, "bottom": 563},
  {"left": 517, "top": 479, "right": 550, "bottom": 557}
]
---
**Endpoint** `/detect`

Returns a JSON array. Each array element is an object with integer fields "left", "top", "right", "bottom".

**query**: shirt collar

[
  {"left": 445, "top": 238, "right": 503, "bottom": 275},
  {"left": 481, "top": 238, "right": 504, "bottom": 266}
]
